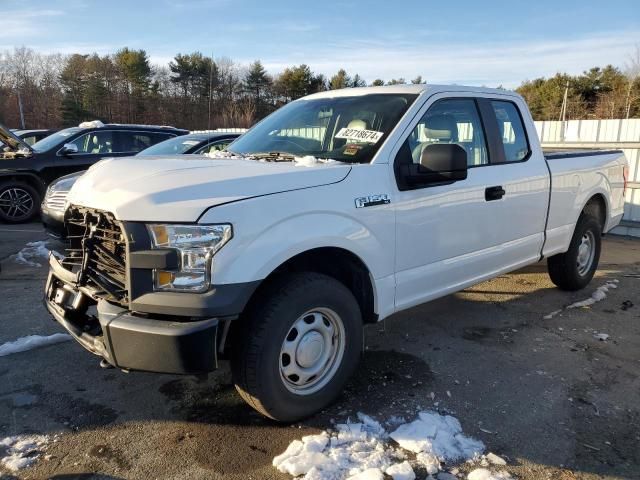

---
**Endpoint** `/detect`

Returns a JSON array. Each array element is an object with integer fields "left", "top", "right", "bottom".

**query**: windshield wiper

[{"left": 246, "top": 151, "right": 296, "bottom": 162}]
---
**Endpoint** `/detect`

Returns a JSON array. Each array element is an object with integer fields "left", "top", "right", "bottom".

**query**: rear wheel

[
  {"left": 547, "top": 214, "right": 601, "bottom": 291},
  {"left": 231, "top": 272, "right": 362, "bottom": 422},
  {"left": 0, "top": 181, "right": 41, "bottom": 223}
]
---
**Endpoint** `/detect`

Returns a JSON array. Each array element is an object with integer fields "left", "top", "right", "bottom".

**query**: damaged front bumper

[{"left": 44, "top": 254, "right": 219, "bottom": 374}]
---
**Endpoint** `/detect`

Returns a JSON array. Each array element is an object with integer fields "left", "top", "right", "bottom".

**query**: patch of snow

[
  {"left": 12, "top": 241, "right": 61, "bottom": 267},
  {"left": 274, "top": 411, "right": 483, "bottom": 480},
  {"left": 385, "top": 416, "right": 406, "bottom": 428},
  {"left": 389, "top": 411, "right": 484, "bottom": 461},
  {"left": 0, "top": 435, "right": 48, "bottom": 471},
  {"left": 385, "top": 461, "right": 415, "bottom": 480},
  {"left": 293, "top": 156, "right": 340, "bottom": 168},
  {"left": 0, "top": 334, "right": 71, "bottom": 357},
  {"left": 467, "top": 468, "right": 512, "bottom": 480},
  {"left": 346, "top": 468, "right": 385, "bottom": 480},
  {"left": 416, "top": 451, "right": 440, "bottom": 474},
  {"left": 204, "top": 150, "right": 246, "bottom": 160},
  {"left": 567, "top": 281, "right": 617, "bottom": 309},
  {"left": 204, "top": 149, "right": 343, "bottom": 168},
  {"left": 485, "top": 453, "right": 507, "bottom": 466},
  {"left": 78, "top": 120, "right": 104, "bottom": 128},
  {"left": 543, "top": 280, "right": 618, "bottom": 319}
]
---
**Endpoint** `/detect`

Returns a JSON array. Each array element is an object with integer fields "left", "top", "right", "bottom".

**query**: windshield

[
  {"left": 137, "top": 135, "right": 206, "bottom": 155},
  {"left": 31, "top": 127, "right": 83, "bottom": 153},
  {"left": 228, "top": 93, "right": 418, "bottom": 164}
]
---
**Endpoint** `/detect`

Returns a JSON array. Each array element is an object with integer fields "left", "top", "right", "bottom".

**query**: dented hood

[{"left": 67, "top": 155, "right": 351, "bottom": 222}]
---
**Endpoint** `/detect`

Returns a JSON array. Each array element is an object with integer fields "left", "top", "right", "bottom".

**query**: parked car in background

[
  {"left": 0, "top": 121, "right": 188, "bottom": 223},
  {"left": 10, "top": 128, "right": 58, "bottom": 145},
  {"left": 41, "top": 130, "right": 243, "bottom": 237},
  {"left": 44, "top": 85, "right": 628, "bottom": 421},
  {"left": 138, "top": 130, "right": 243, "bottom": 156}
]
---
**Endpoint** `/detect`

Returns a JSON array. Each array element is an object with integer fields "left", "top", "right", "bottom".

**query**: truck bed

[{"left": 542, "top": 148, "right": 627, "bottom": 259}]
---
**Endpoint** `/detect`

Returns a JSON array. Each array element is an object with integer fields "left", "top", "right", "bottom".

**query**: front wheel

[
  {"left": 231, "top": 272, "right": 362, "bottom": 422},
  {"left": 0, "top": 181, "right": 41, "bottom": 223},
  {"left": 547, "top": 214, "right": 602, "bottom": 291}
]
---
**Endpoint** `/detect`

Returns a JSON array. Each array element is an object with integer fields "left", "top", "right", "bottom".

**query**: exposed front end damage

[{"left": 44, "top": 206, "right": 220, "bottom": 374}]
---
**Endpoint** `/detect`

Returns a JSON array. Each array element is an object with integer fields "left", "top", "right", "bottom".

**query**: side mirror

[
  {"left": 60, "top": 143, "right": 79, "bottom": 155},
  {"left": 402, "top": 143, "right": 468, "bottom": 186}
]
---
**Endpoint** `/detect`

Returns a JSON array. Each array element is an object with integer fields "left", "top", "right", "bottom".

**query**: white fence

[{"left": 535, "top": 119, "right": 640, "bottom": 237}]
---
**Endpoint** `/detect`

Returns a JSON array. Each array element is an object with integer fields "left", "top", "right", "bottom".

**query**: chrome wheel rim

[
  {"left": 0, "top": 187, "right": 34, "bottom": 220},
  {"left": 279, "top": 307, "right": 345, "bottom": 395},
  {"left": 577, "top": 230, "right": 596, "bottom": 276}
]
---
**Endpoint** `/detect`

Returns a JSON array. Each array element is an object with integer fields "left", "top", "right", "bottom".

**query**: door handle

[{"left": 485, "top": 185, "right": 505, "bottom": 201}]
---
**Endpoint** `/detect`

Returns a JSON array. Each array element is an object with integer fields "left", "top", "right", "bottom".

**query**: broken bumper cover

[{"left": 44, "top": 254, "right": 218, "bottom": 374}]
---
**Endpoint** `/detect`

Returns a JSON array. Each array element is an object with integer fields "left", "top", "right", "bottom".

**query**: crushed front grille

[{"left": 64, "top": 206, "right": 128, "bottom": 305}]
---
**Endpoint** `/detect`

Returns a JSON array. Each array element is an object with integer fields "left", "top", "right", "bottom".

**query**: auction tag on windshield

[{"left": 335, "top": 128, "right": 384, "bottom": 143}]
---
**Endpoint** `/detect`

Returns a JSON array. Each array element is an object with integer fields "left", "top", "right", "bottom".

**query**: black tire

[
  {"left": 0, "top": 181, "right": 41, "bottom": 224},
  {"left": 547, "top": 214, "right": 602, "bottom": 291},
  {"left": 231, "top": 272, "right": 362, "bottom": 422}
]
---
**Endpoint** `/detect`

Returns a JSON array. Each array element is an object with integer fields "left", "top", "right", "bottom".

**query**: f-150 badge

[{"left": 355, "top": 194, "right": 391, "bottom": 208}]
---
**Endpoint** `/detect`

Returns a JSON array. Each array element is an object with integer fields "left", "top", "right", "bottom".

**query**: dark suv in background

[
  {"left": 0, "top": 121, "right": 188, "bottom": 223},
  {"left": 40, "top": 130, "right": 243, "bottom": 238}
]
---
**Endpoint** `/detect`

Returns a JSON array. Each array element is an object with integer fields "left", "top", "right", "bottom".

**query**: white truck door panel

[
  {"left": 395, "top": 167, "right": 504, "bottom": 310},
  {"left": 393, "top": 93, "right": 548, "bottom": 311}
]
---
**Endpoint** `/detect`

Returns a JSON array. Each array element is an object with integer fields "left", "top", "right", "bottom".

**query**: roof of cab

[{"left": 304, "top": 84, "right": 521, "bottom": 100}]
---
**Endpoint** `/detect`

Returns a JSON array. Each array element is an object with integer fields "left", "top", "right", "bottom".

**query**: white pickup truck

[{"left": 45, "top": 85, "right": 629, "bottom": 421}]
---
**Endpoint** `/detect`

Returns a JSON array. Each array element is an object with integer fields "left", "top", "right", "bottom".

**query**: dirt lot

[{"left": 1, "top": 224, "right": 639, "bottom": 480}]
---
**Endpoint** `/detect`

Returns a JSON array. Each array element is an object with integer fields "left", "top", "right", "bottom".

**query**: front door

[
  {"left": 40, "top": 130, "right": 117, "bottom": 183},
  {"left": 393, "top": 94, "right": 548, "bottom": 311}
]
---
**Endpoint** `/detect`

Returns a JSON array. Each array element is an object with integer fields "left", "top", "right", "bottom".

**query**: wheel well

[
  {"left": 583, "top": 194, "right": 607, "bottom": 232},
  {"left": 0, "top": 174, "right": 46, "bottom": 196},
  {"left": 250, "top": 247, "right": 377, "bottom": 324}
]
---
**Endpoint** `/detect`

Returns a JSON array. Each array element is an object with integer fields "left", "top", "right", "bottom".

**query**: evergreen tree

[
  {"left": 330, "top": 69, "right": 350, "bottom": 90},
  {"left": 244, "top": 60, "right": 272, "bottom": 116},
  {"left": 115, "top": 47, "right": 152, "bottom": 122}
]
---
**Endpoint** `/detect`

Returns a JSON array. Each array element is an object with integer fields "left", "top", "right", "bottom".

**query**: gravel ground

[{"left": 0, "top": 224, "right": 639, "bottom": 480}]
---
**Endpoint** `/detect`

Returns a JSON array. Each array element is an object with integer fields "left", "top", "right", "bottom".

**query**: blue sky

[{"left": 2, "top": 0, "right": 639, "bottom": 87}]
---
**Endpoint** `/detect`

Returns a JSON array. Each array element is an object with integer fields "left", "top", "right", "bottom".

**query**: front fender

[
  {"left": 198, "top": 178, "right": 395, "bottom": 286},
  {"left": 212, "top": 210, "right": 390, "bottom": 285}
]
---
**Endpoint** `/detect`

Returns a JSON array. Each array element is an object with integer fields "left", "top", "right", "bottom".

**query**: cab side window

[
  {"left": 407, "top": 98, "right": 488, "bottom": 167},
  {"left": 68, "top": 131, "right": 114, "bottom": 154},
  {"left": 490, "top": 101, "right": 530, "bottom": 162}
]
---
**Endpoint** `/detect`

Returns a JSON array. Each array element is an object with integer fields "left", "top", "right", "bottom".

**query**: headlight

[
  {"left": 147, "top": 224, "right": 232, "bottom": 292},
  {"left": 50, "top": 173, "right": 82, "bottom": 192}
]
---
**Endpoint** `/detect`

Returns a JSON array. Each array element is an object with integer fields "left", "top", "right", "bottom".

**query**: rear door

[
  {"left": 480, "top": 97, "right": 549, "bottom": 266},
  {"left": 393, "top": 92, "right": 548, "bottom": 311},
  {"left": 115, "top": 131, "right": 176, "bottom": 155}
]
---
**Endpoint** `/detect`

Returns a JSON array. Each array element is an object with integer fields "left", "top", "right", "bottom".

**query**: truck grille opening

[{"left": 64, "top": 206, "right": 128, "bottom": 305}]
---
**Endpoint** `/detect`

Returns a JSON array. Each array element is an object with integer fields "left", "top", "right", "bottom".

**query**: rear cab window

[{"left": 490, "top": 100, "right": 531, "bottom": 162}]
